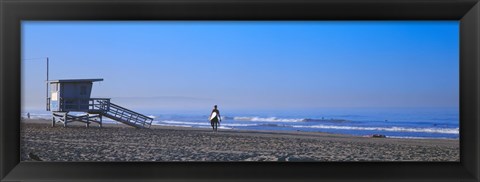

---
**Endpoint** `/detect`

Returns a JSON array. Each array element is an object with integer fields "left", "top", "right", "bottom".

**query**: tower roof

[{"left": 48, "top": 78, "right": 103, "bottom": 83}]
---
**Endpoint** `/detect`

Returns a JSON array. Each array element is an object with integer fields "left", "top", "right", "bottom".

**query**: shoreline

[
  {"left": 23, "top": 117, "right": 459, "bottom": 140},
  {"left": 20, "top": 119, "right": 460, "bottom": 162}
]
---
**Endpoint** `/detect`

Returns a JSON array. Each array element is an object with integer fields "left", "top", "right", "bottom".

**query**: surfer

[{"left": 209, "top": 105, "right": 222, "bottom": 132}]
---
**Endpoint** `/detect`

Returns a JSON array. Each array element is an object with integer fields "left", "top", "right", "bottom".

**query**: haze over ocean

[{"left": 22, "top": 21, "right": 459, "bottom": 139}]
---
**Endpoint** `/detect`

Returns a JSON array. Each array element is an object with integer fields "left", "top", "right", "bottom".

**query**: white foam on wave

[
  {"left": 147, "top": 115, "right": 156, "bottom": 119},
  {"left": 234, "top": 117, "right": 305, "bottom": 122},
  {"left": 222, "top": 123, "right": 258, "bottom": 127},
  {"left": 291, "top": 125, "right": 459, "bottom": 134}
]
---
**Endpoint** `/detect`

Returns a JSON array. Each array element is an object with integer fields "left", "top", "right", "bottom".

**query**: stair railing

[{"left": 93, "top": 99, "right": 153, "bottom": 128}]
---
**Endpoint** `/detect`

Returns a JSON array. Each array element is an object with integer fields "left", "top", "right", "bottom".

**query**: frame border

[{"left": 1, "top": 0, "right": 479, "bottom": 181}]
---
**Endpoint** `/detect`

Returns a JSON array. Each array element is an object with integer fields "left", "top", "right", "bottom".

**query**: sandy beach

[{"left": 20, "top": 119, "right": 459, "bottom": 162}]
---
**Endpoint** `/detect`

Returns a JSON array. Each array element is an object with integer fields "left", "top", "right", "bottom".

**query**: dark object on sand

[
  {"left": 372, "top": 134, "right": 386, "bottom": 138},
  {"left": 28, "top": 152, "right": 43, "bottom": 161}
]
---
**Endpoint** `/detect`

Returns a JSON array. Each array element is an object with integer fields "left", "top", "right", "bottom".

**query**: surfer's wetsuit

[{"left": 211, "top": 109, "right": 221, "bottom": 132}]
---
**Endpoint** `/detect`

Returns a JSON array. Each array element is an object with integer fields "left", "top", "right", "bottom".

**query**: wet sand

[{"left": 20, "top": 119, "right": 459, "bottom": 162}]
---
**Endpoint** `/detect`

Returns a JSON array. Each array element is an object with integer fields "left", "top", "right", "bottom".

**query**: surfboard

[{"left": 209, "top": 112, "right": 218, "bottom": 121}]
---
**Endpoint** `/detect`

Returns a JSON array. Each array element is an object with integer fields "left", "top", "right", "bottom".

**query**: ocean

[{"left": 22, "top": 107, "right": 459, "bottom": 139}]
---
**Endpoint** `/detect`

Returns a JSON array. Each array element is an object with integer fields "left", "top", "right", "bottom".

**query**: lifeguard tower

[{"left": 47, "top": 78, "right": 153, "bottom": 128}]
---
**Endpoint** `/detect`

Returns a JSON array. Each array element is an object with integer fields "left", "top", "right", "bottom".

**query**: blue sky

[{"left": 21, "top": 21, "right": 459, "bottom": 112}]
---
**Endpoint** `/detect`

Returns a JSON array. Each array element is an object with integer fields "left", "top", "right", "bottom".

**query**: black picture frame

[{"left": 1, "top": 0, "right": 479, "bottom": 181}]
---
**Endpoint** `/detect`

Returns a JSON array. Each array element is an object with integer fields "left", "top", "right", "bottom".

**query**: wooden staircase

[{"left": 94, "top": 100, "right": 153, "bottom": 128}]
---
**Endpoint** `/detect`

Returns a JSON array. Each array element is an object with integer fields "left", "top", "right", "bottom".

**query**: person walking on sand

[{"left": 209, "top": 105, "right": 222, "bottom": 132}]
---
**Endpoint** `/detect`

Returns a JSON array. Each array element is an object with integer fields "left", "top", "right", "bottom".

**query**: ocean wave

[
  {"left": 154, "top": 120, "right": 257, "bottom": 127},
  {"left": 233, "top": 117, "right": 305, "bottom": 122},
  {"left": 147, "top": 115, "right": 156, "bottom": 119},
  {"left": 291, "top": 125, "right": 459, "bottom": 134},
  {"left": 304, "top": 118, "right": 349, "bottom": 122},
  {"left": 156, "top": 120, "right": 284, "bottom": 128},
  {"left": 232, "top": 116, "right": 348, "bottom": 123},
  {"left": 259, "top": 123, "right": 284, "bottom": 127}
]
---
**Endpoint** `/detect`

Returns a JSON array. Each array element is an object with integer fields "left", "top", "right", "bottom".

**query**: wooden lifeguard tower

[{"left": 47, "top": 78, "right": 153, "bottom": 128}]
